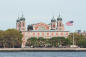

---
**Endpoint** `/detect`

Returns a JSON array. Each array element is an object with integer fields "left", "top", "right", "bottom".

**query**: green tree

[
  {"left": 38, "top": 37, "right": 45, "bottom": 47},
  {"left": 64, "top": 38, "right": 71, "bottom": 46},
  {"left": 26, "top": 37, "right": 38, "bottom": 48},
  {"left": 0, "top": 29, "right": 22, "bottom": 48},
  {"left": 51, "top": 37, "right": 67, "bottom": 47},
  {"left": 68, "top": 32, "right": 86, "bottom": 48}
]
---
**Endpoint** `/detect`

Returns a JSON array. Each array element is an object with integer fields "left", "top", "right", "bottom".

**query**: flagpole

[
  {"left": 73, "top": 21, "right": 75, "bottom": 45},
  {"left": 66, "top": 21, "right": 76, "bottom": 47},
  {"left": 72, "top": 24, "right": 77, "bottom": 48},
  {"left": 73, "top": 22, "right": 74, "bottom": 45},
  {"left": 72, "top": 22, "right": 77, "bottom": 48},
  {"left": 73, "top": 32, "right": 74, "bottom": 45}
]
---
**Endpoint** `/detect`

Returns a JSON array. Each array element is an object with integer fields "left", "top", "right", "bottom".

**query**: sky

[{"left": 0, "top": 0, "right": 86, "bottom": 32}]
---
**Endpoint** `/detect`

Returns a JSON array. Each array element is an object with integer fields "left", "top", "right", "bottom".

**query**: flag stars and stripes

[{"left": 66, "top": 21, "right": 74, "bottom": 26}]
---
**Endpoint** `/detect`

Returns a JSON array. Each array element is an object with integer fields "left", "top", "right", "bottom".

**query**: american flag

[{"left": 66, "top": 21, "right": 74, "bottom": 26}]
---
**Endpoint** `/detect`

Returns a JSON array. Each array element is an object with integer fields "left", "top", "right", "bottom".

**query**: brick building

[{"left": 16, "top": 14, "right": 69, "bottom": 48}]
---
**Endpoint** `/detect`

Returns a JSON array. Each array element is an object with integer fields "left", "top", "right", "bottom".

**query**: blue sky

[{"left": 0, "top": 0, "right": 86, "bottom": 32}]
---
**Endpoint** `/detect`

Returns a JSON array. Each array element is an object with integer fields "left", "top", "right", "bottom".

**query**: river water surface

[{"left": 0, "top": 52, "right": 86, "bottom": 57}]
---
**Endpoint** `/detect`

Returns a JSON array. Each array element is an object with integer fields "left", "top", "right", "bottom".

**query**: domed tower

[
  {"left": 16, "top": 17, "right": 20, "bottom": 31},
  {"left": 19, "top": 14, "right": 26, "bottom": 32},
  {"left": 16, "top": 14, "right": 26, "bottom": 32},
  {"left": 51, "top": 16, "right": 56, "bottom": 30},
  {"left": 57, "top": 14, "right": 64, "bottom": 31}
]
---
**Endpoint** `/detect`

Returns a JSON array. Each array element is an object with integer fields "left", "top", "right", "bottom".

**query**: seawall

[{"left": 0, "top": 48, "right": 86, "bottom": 52}]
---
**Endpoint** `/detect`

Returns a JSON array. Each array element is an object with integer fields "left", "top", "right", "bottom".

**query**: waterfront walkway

[{"left": 0, "top": 48, "right": 86, "bottom": 52}]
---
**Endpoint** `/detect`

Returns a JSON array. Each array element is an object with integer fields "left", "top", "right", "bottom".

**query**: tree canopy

[{"left": 0, "top": 29, "right": 23, "bottom": 48}]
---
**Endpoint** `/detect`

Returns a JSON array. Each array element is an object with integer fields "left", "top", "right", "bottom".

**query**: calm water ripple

[{"left": 0, "top": 52, "right": 86, "bottom": 57}]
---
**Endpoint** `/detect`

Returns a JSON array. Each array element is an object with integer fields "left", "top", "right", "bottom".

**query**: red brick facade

[
  {"left": 33, "top": 22, "right": 50, "bottom": 30},
  {"left": 16, "top": 16, "right": 69, "bottom": 48}
]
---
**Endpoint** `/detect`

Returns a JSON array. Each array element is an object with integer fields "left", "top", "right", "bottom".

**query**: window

[
  {"left": 38, "top": 26, "right": 46, "bottom": 30},
  {"left": 61, "top": 32, "right": 64, "bottom": 36},
  {"left": 60, "top": 23, "right": 61, "bottom": 26},
  {"left": 56, "top": 33, "right": 58, "bottom": 35},
  {"left": 47, "top": 32, "right": 49, "bottom": 35},
  {"left": 33, "top": 33, "right": 35, "bottom": 35},
  {"left": 51, "top": 32, "right": 54, "bottom": 36},
  {"left": 23, "top": 22, "right": 25, "bottom": 27},
  {"left": 53, "top": 25, "right": 55, "bottom": 28}
]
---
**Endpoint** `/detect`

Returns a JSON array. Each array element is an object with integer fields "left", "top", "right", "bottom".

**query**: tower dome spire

[
  {"left": 51, "top": 16, "right": 56, "bottom": 22},
  {"left": 59, "top": 13, "right": 61, "bottom": 17},
  {"left": 16, "top": 13, "right": 20, "bottom": 22},
  {"left": 57, "top": 13, "right": 62, "bottom": 20},
  {"left": 22, "top": 11, "right": 24, "bottom": 17},
  {"left": 20, "top": 11, "right": 25, "bottom": 21}
]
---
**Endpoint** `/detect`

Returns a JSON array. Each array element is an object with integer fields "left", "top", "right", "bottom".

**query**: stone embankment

[{"left": 0, "top": 48, "right": 86, "bottom": 52}]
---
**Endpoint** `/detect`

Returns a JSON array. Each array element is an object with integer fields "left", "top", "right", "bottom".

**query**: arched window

[
  {"left": 56, "top": 33, "right": 58, "bottom": 35},
  {"left": 60, "top": 23, "right": 61, "bottom": 26},
  {"left": 47, "top": 32, "right": 49, "bottom": 35},
  {"left": 23, "top": 22, "right": 25, "bottom": 27},
  {"left": 53, "top": 25, "right": 55, "bottom": 28},
  {"left": 19, "top": 22, "right": 21, "bottom": 27}
]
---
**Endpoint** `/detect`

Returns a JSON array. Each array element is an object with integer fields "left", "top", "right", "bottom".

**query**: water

[{"left": 0, "top": 52, "right": 86, "bottom": 57}]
